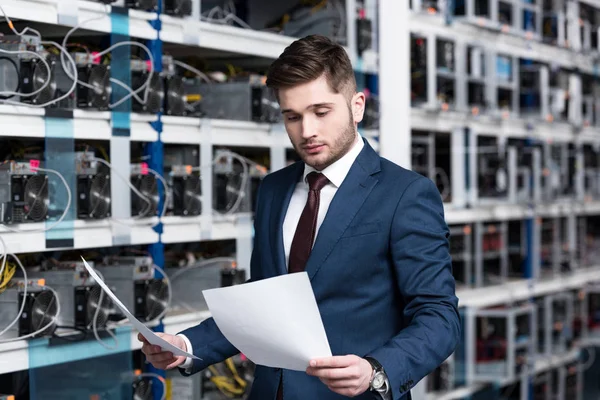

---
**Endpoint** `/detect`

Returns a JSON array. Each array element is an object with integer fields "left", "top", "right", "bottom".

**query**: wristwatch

[{"left": 365, "top": 357, "right": 389, "bottom": 395}]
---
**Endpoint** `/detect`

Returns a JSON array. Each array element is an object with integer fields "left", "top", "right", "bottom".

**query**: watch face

[{"left": 372, "top": 373, "right": 385, "bottom": 389}]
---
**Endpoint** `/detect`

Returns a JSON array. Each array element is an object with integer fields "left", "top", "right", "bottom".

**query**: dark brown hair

[{"left": 266, "top": 34, "right": 356, "bottom": 99}]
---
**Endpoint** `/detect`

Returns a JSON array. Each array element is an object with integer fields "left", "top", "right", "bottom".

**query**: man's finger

[
  {"left": 147, "top": 352, "right": 175, "bottom": 363},
  {"left": 166, "top": 357, "right": 184, "bottom": 370},
  {"left": 143, "top": 345, "right": 166, "bottom": 355},
  {"left": 306, "top": 366, "right": 360, "bottom": 380},
  {"left": 321, "top": 378, "right": 357, "bottom": 388},
  {"left": 309, "top": 355, "right": 356, "bottom": 369}
]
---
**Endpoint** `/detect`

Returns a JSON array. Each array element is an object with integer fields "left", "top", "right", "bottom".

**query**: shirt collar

[{"left": 302, "top": 132, "right": 364, "bottom": 188}]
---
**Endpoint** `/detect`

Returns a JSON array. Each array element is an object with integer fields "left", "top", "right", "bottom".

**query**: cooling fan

[
  {"left": 133, "top": 377, "right": 153, "bottom": 400},
  {"left": 144, "top": 279, "right": 169, "bottom": 321},
  {"left": 21, "top": 55, "right": 57, "bottom": 105},
  {"left": 85, "top": 285, "right": 112, "bottom": 329},
  {"left": 164, "top": 75, "right": 186, "bottom": 116},
  {"left": 131, "top": 174, "right": 159, "bottom": 217},
  {"left": 171, "top": 174, "right": 201, "bottom": 216},
  {"left": 165, "top": 0, "right": 192, "bottom": 16},
  {"left": 132, "top": 71, "right": 164, "bottom": 114},
  {"left": 20, "top": 288, "right": 59, "bottom": 337},
  {"left": 77, "top": 64, "right": 111, "bottom": 110},
  {"left": 78, "top": 173, "right": 111, "bottom": 220},
  {"left": 23, "top": 174, "right": 50, "bottom": 222}
]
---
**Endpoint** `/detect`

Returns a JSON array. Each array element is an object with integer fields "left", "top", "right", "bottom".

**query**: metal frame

[{"left": 465, "top": 303, "right": 537, "bottom": 384}]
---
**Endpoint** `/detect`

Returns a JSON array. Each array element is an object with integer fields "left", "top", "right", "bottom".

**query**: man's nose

[{"left": 301, "top": 116, "right": 317, "bottom": 139}]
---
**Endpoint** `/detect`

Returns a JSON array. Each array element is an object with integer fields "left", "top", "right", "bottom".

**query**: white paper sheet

[
  {"left": 80, "top": 257, "right": 200, "bottom": 360},
  {"left": 203, "top": 272, "right": 331, "bottom": 371}
]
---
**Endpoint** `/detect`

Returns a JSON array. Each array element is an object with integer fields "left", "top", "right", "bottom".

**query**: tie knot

[{"left": 306, "top": 172, "right": 329, "bottom": 192}]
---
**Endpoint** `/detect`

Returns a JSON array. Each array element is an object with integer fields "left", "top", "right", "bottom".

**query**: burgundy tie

[
  {"left": 276, "top": 171, "right": 329, "bottom": 400},
  {"left": 288, "top": 172, "right": 330, "bottom": 274}
]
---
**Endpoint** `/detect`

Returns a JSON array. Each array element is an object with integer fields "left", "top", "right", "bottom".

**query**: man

[{"left": 139, "top": 34, "right": 460, "bottom": 400}]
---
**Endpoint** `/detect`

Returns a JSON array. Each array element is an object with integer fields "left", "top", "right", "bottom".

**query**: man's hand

[
  {"left": 138, "top": 332, "right": 188, "bottom": 370},
  {"left": 305, "top": 355, "right": 373, "bottom": 398}
]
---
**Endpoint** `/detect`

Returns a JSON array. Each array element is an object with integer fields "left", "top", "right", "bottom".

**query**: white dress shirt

[
  {"left": 178, "top": 133, "right": 364, "bottom": 370},
  {"left": 282, "top": 133, "right": 364, "bottom": 268}
]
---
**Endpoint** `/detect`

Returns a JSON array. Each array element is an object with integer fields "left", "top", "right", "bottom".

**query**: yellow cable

[{"left": 0, "top": 263, "right": 16, "bottom": 293}]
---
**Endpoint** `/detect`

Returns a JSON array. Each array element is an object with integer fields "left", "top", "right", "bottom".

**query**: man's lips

[{"left": 303, "top": 144, "right": 325, "bottom": 154}]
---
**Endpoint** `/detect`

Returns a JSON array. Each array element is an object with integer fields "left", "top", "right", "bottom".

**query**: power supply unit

[
  {"left": 73, "top": 53, "right": 111, "bottom": 110},
  {"left": 164, "top": 0, "right": 192, "bottom": 17},
  {"left": 195, "top": 75, "right": 280, "bottom": 123},
  {"left": 124, "top": 0, "right": 158, "bottom": 12},
  {"left": 168, "top": 165, "right": 201, "bottom": 217},
  {"left": 76, "top": 152, "right": 111, "bottom": 220},
  {"left": 0, "top": 278, "right": 59, "bottom": 340},
  {"left": 166, "top": 258, "right": 237, "bottom": 313},
  {"left": 448, "top": 224, "right": 473, "bottom": 290},
  {"left": 0, "top": 161, "right": 49, "bottom": 224},
  {"left": 131, "top": 163, "right": 159, "bottom": 218},
  {"left": 162, "top": 56, "right": 186, "bottom": 116},
  {"left": 213, "top": 151, "right": 267, "bottom": 214},
  {"left": 131, "top": 60, "right": 164, "bottom": 114},
  {"left": 411, "top": 131, "right": 452, "bottom": 202},
  {"left": 425, "top": 356, "right": 454, "bottom": 394},
  {"left": 535, "top": 292, "right": 574, "bottom": 358},
  {"left": 410, "top": 34, "right": 428, "bottom": 106},
  {"left": 469, "top": 304, "right": 536, "bottom": 383},
  {"left": 272, "top": 1, "right": 344, "bottom": 42},
  {"left": 475, "top": 135, "right": 508, "bottom": 203},
  {"left": 582, "top": 145, "right": 600, "bottom": 200},
  {"left": 97, "top": 256, "right": 168, "bottom": 322},
  {"left": 0, "top": 35, "right": 57, "bottom": 106},
  {"left": 33, "top": 260, "right": 112, "bottom": 330}
]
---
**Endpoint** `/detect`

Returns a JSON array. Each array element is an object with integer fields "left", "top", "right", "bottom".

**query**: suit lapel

[
  {"left": 304, "top": 140, "right": 381, "bottom": 281},
  {"left": 269, "top": 162, "right": 303, "bottom": 276}
]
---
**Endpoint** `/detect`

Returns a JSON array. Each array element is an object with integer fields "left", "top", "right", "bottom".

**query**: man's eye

[
  {"left": 286, "top": 116, "right": 300, "bottom": 122},
  {"left": 316, "top": 112, "right": 328, "bottom": 117}
]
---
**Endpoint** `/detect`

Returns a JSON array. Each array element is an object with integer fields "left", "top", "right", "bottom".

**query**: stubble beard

[{"left": 297, "top": 115, "right": 357, "bottom": 171}]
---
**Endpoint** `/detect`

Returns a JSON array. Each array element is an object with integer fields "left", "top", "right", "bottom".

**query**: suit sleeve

[
  {"left": 367, "top": 176, "right": 461, "bottom": 399},
  {"left": 177, "top": 177, "right": 268, "bottom": 376}
]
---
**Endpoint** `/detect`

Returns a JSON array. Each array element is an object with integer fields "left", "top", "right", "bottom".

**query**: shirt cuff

[{"left": 177, "top": 334, "right": 194, "bottom": 370}]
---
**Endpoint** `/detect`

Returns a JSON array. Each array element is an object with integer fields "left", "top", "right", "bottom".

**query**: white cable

[
  {"left": 58, "top": 8, "right": 153, "bottom": 109},
  {"left": 168, "top": 256, "right": 237, "bottom": 282},
  {"left": 137, "top": 373, "right": 166, "bottom": 400},
  {"left": 146, "top": 167, "right": 169, "bottom": 220},
  {"left": 91, "top": 267, "right": 119, "bottom": 350},
  {"left": 0, "top": 5, "right": 42, "bottom": 40},
  {"left": 60, "top": 5, "right": 108, "bottom": 84},
  {"left": 0, "top": 166, "right": 72, "bottom": 234},
  {"left": 172, "top": 60, "right": 212, "bottom": 84},
  {"left": 0, "top": 42, "right": 78, "bottom": 108},
  {"left": 88, "top": 157, "right": 152, "bottom": 220},
  {"left": 110, "top": 78, "right": 145, "bottom": 104},
  {"left": 0, "top": 49, "right": 51, "bottom": 98},
  {"left": 102, "top": 42, "right": 154, "bottom": 109}
]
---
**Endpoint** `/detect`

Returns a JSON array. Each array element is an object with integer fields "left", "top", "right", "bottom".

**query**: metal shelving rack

[
  {"left": 408, "top": 1, "right": 600, "bottom": 400},
  {"left": 0, "top": 1, "right": 384, "bottom": 399}
]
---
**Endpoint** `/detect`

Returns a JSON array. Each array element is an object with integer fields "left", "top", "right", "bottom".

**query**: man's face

[{"left": 278, "top": 75, "right": 365, "bottom": 170}]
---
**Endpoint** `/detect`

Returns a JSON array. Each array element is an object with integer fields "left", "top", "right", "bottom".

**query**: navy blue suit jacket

[{"left": 179, "top": 139, "right": 460, "bottom": 400}]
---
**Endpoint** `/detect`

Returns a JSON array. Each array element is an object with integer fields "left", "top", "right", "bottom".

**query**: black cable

[{"left": 0, "top": 56, "right": 21, "bottom": 100}]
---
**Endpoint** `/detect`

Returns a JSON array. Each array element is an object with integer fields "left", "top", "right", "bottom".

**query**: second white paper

[{"left": 202, "top": 272, "right": 331, "bottom": 371}]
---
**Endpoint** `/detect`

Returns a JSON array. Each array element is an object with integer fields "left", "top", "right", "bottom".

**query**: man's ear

[{"left": 352, "top": 91, "right": 366, "bottom": 124}]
